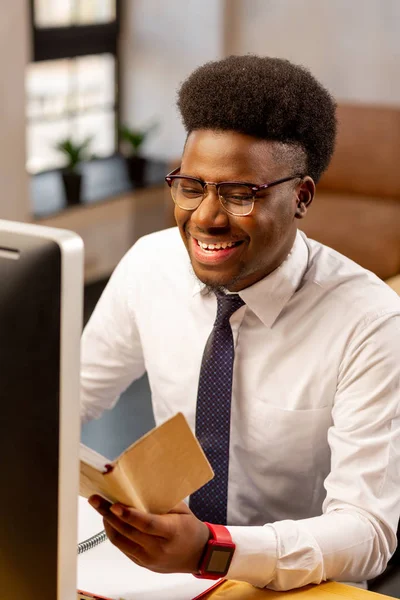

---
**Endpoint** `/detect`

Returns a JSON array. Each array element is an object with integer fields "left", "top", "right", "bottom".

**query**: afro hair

[{"left": 177, "top": 55, "right": 337, "bottom": 182}]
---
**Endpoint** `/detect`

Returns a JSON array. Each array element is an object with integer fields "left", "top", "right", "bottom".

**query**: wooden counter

[
  {"left": 33, "top": 184, "right": 173, "bottom": 284},
  {"left": 203, "top": 580, "right": 394, "bottom": 599}
]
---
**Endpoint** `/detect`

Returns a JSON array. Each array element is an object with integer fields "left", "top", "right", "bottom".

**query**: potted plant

[
  {"left": 55, "top": 136, "right": 91, "bottom": 206},
  {"left": 119, "top": 123, "right": 157, "bottom": 188}
]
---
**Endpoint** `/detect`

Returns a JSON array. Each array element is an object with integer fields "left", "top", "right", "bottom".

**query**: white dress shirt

[{"left": 81, "top": 227, "right": 400, "bottom": 590}]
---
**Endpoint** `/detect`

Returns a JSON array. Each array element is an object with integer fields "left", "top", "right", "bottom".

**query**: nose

[{"left": 190, "top": 184, "right": 230, "bottom": 229}]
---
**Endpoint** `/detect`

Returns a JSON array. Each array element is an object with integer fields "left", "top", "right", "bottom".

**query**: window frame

[{"left": 28, "top": 0, "right": 121, "bottom": 167}]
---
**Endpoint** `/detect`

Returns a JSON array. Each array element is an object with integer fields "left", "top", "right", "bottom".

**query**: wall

[
  {"left": 120, "top": 0, "right": 400, "bottom": 163},
  {"left": 119, "top": 0, "right": 226, "bottom": 161},
  {"left": 0, "top": 1, "right": 30, "bottom": 221},
  {"left": 223, "top": 0, "right": 400, "bottom": 106}
]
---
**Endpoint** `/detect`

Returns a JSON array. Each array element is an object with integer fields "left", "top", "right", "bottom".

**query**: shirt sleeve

[
  {"left": 80, "top": 247, "right": 146, "bottom": 424},
  {"left": 226, "top": 312, "right": 400, "bottom": 590}
]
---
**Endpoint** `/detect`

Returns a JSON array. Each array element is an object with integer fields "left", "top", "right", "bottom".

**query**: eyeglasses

[{"left": 165, "top": 167, "right": 304, "bottom": 217}]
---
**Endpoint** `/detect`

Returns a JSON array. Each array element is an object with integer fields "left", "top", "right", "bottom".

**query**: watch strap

[
  {"left": 194, "top": 522, "right": 236, "bottom": 580},
  {"left": 204, "top": 522, "right": 233, "bottom": 544}
]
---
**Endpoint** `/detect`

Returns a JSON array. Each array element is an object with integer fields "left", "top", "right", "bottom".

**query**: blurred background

[
  {"left": 2, "top": 1, "right": 400, "bottom": 592},
  {"left": 3, "top": 0, "right": 400, "bottom": 439},
  {"left": 3, "top": 0, "right": 400, "bottom": 444}
]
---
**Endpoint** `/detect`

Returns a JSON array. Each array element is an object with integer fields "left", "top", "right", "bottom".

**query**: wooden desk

[{"left": 203, "top": 580, "right": 393, "bottom": 599}]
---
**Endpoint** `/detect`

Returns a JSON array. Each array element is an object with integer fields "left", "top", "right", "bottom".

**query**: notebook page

[
  {"left": 80, "top": 443, "right": 109, "bottom": 473},
  {"left": 77, "top": 497, "right": 220, "bottom": 600}
]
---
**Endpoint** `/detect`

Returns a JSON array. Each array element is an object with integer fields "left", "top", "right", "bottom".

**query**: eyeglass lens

[{"left": 170, "top": 177, "right": 254, "bottom": 216}]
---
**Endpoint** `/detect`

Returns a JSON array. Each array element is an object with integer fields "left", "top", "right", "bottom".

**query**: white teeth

[{"left": 198, "top": 240, "right": 236, "bottom": 250}]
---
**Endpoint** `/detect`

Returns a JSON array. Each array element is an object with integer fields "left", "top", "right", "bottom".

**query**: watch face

[{"left": 205, "top": 546, "right": 234, "bottom": 574}]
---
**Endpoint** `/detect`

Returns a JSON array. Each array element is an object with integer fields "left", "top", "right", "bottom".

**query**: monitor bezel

[{"left": 0, "top": 219, "right": 84, "bottom": 599}]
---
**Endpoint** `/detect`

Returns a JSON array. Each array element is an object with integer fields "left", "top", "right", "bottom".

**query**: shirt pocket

[{"left": 236, "top": 401, "right": 333, "bottom": 520}]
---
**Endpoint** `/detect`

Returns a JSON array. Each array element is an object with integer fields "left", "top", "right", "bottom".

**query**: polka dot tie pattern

[{"left": 189, "top": 292, "right": 245, "bottom": 525}]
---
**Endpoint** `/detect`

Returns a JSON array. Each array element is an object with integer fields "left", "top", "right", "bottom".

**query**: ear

[{"left": 295, "top": 176, "right": 315, "bottom": 219}]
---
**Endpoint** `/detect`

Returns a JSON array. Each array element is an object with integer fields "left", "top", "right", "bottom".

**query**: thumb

[{"left": 168, "top": 500, "right": 193, "bottom": 515}]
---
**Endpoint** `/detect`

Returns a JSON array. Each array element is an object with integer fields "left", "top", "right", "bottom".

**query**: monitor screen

[{"left": 0, "top": 220, "right": 83, "bottom": 599}]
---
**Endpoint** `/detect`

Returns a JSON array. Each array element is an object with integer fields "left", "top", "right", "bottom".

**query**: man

[{"left": 81, "top": 55, "right": 400, "bottom": 590}]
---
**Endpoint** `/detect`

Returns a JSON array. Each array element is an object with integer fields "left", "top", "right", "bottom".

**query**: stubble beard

[{"left": 188, "top": 261, "right": 246, "bottom": 295}]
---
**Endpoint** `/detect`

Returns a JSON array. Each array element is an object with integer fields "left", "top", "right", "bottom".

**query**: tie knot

[{"left": 214, "top": 293, "right": 245, "bottom": 328}]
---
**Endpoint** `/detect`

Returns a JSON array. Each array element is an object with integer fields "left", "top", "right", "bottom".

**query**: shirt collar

[{"left": 192, "top": 230, "right": 310, "bottom": 328}]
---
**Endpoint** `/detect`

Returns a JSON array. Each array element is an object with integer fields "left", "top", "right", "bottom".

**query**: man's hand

[{"left": 88, "top": 495, "right": 210, "bottom": 574}]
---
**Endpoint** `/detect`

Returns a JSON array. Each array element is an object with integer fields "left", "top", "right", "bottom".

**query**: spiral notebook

[{"left": 77, "top": 497, "right": 223, "bottom": 599}]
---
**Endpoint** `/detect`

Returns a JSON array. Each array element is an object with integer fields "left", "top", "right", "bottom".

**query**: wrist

[
  {"left": 191, "top": 521, "right": 211, "bottom": 573},
  {"left": 194, "top": 522, "right": 236, "bottom": 580}
]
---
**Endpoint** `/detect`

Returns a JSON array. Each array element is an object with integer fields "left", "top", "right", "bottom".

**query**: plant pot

[
  {"left": 125, "top": 155, "right": 147, "bottom": 188},
  {"left": 61, "top": 171, "right": 82, "bottom": 206}
]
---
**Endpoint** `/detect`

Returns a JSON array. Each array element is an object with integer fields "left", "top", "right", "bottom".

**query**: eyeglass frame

[{"left": 165, "top": 167, "right": 305, "bottom": 216}]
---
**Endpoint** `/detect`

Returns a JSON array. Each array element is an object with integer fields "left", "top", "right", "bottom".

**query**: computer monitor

[{"left": 0, "top": 220, "right": 84, "bottom": 599}]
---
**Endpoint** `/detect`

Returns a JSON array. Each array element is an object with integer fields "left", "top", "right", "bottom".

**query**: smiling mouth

[
  {"left": 195, "top": 239, "right": 243, "bottom": 252},
  {"left": 190, "top": 236, "right": 245, "bottom": 265}
]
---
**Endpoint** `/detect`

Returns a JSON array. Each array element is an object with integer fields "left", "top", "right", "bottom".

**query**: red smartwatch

[{"left": 194, "top": 522, "right": 236, "bottom": 580}]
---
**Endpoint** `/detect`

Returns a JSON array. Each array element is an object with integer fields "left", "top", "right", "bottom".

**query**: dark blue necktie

[{"left": 189, "top": 292, "right": 245, "bottom": 524}]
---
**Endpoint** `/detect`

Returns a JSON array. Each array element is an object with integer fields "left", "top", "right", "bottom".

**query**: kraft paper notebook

[{"left": 80, "top": 412, "right": 214, "bottom": 513}]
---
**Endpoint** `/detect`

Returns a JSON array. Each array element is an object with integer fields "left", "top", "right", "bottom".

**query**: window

[
  {"left": 27, "top": 0, "right": 120, "bottom": 174},
  {"left": 33, "top": 0, "right": 116, "bottom": 27}
]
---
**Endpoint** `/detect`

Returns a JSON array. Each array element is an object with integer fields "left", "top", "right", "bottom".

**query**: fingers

[
  {"left": 88, "top": 495, "right": 168, "bottom": 552},
  {"left": 103, "top": 520, "right": 146, "bottom": 563},
  {"left": 109, "top": 504, "right": 172, "bottom": 539},
  {"left": 88, "top": 496, "right": 210, "bottom": 574},
  {"left": 103, "top": 519, "right": 170, "bottom": 574},
  {"left": 89, "top": 495, "right": 169, "bottom": 537},
  {"left": 88, "top": 495, "right": 112, "bottom": 512},
  {"left": 88, "top": 496, "right": 192, "bottom": 537},
  {"left": 105, "top": 511, "right": 165, "bottom": 549}
]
